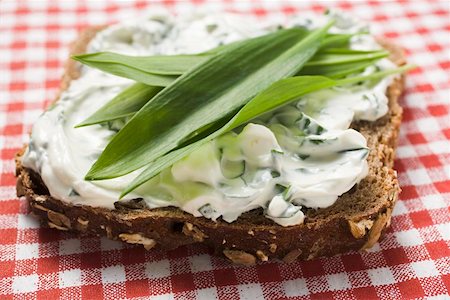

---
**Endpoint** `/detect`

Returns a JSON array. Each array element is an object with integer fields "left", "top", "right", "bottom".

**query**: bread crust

[{"left": 15, "top": 26, "right": 405, "bottom": 264}]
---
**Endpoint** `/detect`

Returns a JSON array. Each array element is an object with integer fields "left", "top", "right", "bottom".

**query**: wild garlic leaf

[
  {"left": 320, "top": 33, "right": 352, "bottom": 48},
  {"left": 73, "top": 52, "right": 210, "bottom": 75},
  {"left": 77, "top": 35, "right": 369, "bottom": 128},
  {"left": 72, "top": 32, "right": 352, "bottom": 87},
  {"left": 85, "top": 24, "right": 332, "bottom": 180},
  {"left": 75, "top": 83, "right": 162, "bottom": 127},
  {"left": 122, "top": 65, "right": 414, "bottom": 196},
  {"left": 299, "top": 58, "right": 382, "bottom": 78},
  {"left": 304, "top": 49, "right": 388, "bottom": 66},
  {"left": 80, "top": 53, "right": 382, "bottom": 128}
]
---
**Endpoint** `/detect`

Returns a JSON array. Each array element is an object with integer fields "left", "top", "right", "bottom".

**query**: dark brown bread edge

[{"left": 15, "top": 26, "right": 405, "bottom": 265}]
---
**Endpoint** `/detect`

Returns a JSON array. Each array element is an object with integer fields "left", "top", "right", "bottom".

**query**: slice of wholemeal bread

[{"left": 15, "top": 26, "right": 405, "bottom": 264}]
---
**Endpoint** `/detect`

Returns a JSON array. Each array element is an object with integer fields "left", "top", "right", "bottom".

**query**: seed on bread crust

[
  {"left": 348, "top": 219, "right": 374, "bottom": 239},
  {"left": 47, "top": 210, "right": 71, "bottom": 229},
  {"left": 283, "top": 249, "right": 302, "bottom": 263},
  {"left": 118, "top": 233, "right": 157, "bottom": 250},
  {"left": 256, "top": 250, "right": 269, "bottom": 261},
  {"left": 362, "top": 208, "right": 393, "bottom": 250},
  {"left": 76, "top": 217, "right": 89, "bottom": 232},
  {"left": 182, "top": 222, "right": 208, "bottom": 242},
  {"left": 223, "top": 249, "right": 256, "bottom": 265},
  {"left": 48, "top": 221, "right": 69, "bottom": 231},
  {"left": 269, "top": 243, "right": 277, "bottom": 253}
]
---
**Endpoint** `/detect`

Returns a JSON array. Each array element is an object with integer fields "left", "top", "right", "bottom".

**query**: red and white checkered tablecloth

[{"left": 0, "top": 0, "right": 449, "bottom": 299}]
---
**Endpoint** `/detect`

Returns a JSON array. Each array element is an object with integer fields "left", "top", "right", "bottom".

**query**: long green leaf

[
  {"left": 320, "top": 33, "right": 352, "bottom": 48},
  {"left": 304, "top": 50, "right": 388, "bottom": 66},
  {"left": 85, "top": 24, "right": 332, "bottom": 180},
  {"left": 75, "top": 83, "right": 162, "bottom": 127},
  {"left": 72, "top": 32, "right": 350, "bottom": 87},
  {"left": 299, "top": 58, "right": 381, "bottom": 78},
  {"left": 73, "top": 52, "right": 209, "bottom": 75},
  {"left": 123, "top": 65, "right": 414, "bottom": 196},
  {"left": 77, "top": 49, "right": 385, "bottom": 128}
]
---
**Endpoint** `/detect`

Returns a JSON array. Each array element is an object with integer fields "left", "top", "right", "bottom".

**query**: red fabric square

[
  {"left": 415, "top": 83, "right": 435, "bottom": 93},
  {"left": 1, "top": 124, "right": 23, "bottom": 136},
  {"left": 38, "top": 228, "right": 61, "bottom": 243},
  {"left": 434, "top": 181, "right": 450, "bottom": 193},
  {"left": 6, "top": 102, "right": 25, "bottom": 112},
  {"left": 310, "top": 291, "right": 334, "bottom": 299},
  {"left": 385, "top": 31, "right": 399, "bottom": 38},
  {"left": 81, "top": 251, "right": 103, "bottom": 270},
  {"left": 125, "top": 279, "right": 150, "bottom": 298},
  {"left": 0, "top": 260, "right": 15, "bottom": 278},
  {"left": 0, "top": 200, "right": 20, "bottom": 214},
  {"left": 426, "top": 240, "right": 450, "bottom": 260},
  {"left": 0, "top": 173, "right": 17, "bottom": 188},
  {"left": 37, "top": 289, "right": 61, "bottom": 299},
  {"left": 352, "top": 286, "right": 378, "bottom": 299},
  {"left": 427, "top": 104, "right": 448, "bottom": 116},
  {"left": 0, "top": 229, "right": 17, "bottom": 244},
  {"left": 407, "top": 133, "right": 427, "bottom": 144},
  {"left": 214, "top": 268, "right": 237, "bottom": 286},
  {"left": 400, "top": 185, "right": 420, "bottom": 200},
  {"left": 443, "top": 128, "right": 450, "bottom": 140},
  {"left": 171, "top": 273, "right": 195, "bottom": 293},
  {"left": 398, "top": 278, "right": 425, "bottom": 298},
  {"left": 1, "top": 148, "right": 20, "bottom": 161},
  {"left": 81, "top": 284, "right": 103, "bottom": 299},
  {"left": 300, "top": 260, "right": 324, "bottom": 278},
  {"left": 383, "top": 247, "right": 410, "bottom": 266},
  {"left": 419, "top": 154, "right": 442, "bottom": 168},
  {"left": 121, "top": 247, "right": 146, "bottom": 265},
  {"left": 410, "top": 211, "right": 434, "bottom": 228},
  {"left": 439, "top": 60, "right": 450, "bottom": 70},
  {"left": 37, "top": 257, "right": 60, "bottom": 274},
  {"left": 342, "top": 254, "right": 366, "bottom": 272},
  {"left": 394, "top": 159, "right": 406, "bottom": 173},
  {"left": 442, "top": 274, "right": 450, "bottom": 291},
  {"left": 256, "top": 263, "right": 282, "bottom": 283}
]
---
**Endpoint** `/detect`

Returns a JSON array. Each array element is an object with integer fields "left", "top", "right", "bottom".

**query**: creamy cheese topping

[{"left": 22, "top": 11, "right": 395, "bottom": 227}]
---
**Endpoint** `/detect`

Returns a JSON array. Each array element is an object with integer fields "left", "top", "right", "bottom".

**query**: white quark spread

[{"left": 23, "top": 11, "right": 396, "bottom": 227}]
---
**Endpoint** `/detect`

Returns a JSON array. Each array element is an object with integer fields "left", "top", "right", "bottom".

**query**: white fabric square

[
  {"left": 150, "top": 294, "right": 175, "bottom": 300},
  {"left": 12, "top": 274, "right": 39, "bottom": 293},
  {"left": 327, "top": 273, "right": 351, "bottom": 291},
  {"left": 101, "top": 265, "right": 126, "bottom": 284},
  {"left": 197, "top": 288, "right": 218, "bottom": 300},
  {"left": 407, "top": 168, "right": 432, "bottom": 185},
  {"left": 59, "top": 269, "right": 82, "bottom": 288},
  {"left": 436, "top": 223, "right": 450, "bottom": 240},
  {"left": 429, "top": 141, "right": 450, "bottom": 155},
  {"left": 411, "top": 260, "right": 440, "bottom": 278},
  {"left": 238, "top": 283, "right": 264, "bottom": 300},
  {"left": 59, "top": 239, "right": 82, "bottom": 256},
  {"left": 422, "top": 195, "right": 446, "bottom": 210},
  {"left": 396, "top": 229, "right": 423, "bottom": 247},
  {"left": 368, "top": 267, "right": 395, "bottom": 286},
  {"left": 145, "top": 259, "right": 171, "bottom": 279},
  {"left": 190, "top": 254, "right": 213, "bottom": 273},
  {"left": 15, "top": 243, "right": 39, "bottom": 260},
  {"left": 284, "top": 278, "right": 309, "bottom": 297},
  {"left": 397, "top": 145, "right": 417, "bottom": 158},
  {"left": 392, "top": 200, "right": 408, "bottom": 216}
]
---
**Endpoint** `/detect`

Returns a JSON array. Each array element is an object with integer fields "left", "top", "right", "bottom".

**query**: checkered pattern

[{"left": 1, "top": 0, "right": 449, "bottom": 299}]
